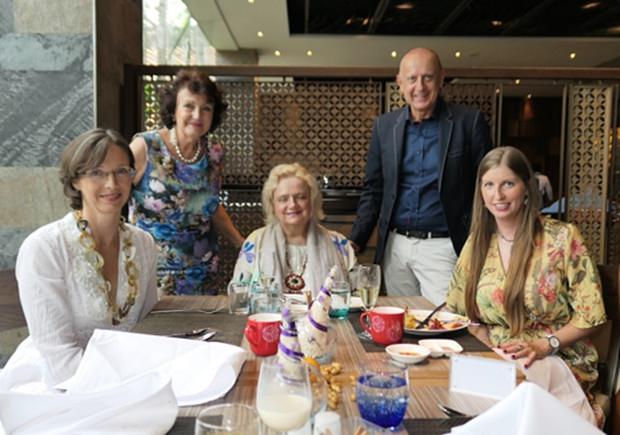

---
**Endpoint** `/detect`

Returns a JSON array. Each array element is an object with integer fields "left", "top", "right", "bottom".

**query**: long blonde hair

[{"left": 465, "top": 147, "right": 542, "bottom": 336}]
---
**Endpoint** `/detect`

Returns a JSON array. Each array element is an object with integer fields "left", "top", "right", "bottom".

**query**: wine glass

[
  {"left": 256, "top": 359, "right": 313, "bottom": 433},
  {"left": 194, "top": 403, "right": 260, "bottom": 434},
  {"left": 354, "top": 264, "right": 381, "bottom": 340}
]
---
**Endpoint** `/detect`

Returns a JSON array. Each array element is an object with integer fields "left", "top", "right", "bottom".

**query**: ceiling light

[
  {"left": 582, "top": 1, "right": 601, "bottom": 9},
  {"left": 274, "top": 50, "right": 281, "bottom": 56},
  {"left": 607, "top": 26, "right": 620, "bottom": 34},
  {"left": 527, "top": 94, "right": 532, "bottom": 99},
  {"left": 345, "top": 17, "right": 354, "bottom": 25},
  {"left": 495, "top": 88, "right": 501, "bottom": 94},
  {"left": 395, "top": 2, "right": 415, "bottom": 10},
  {"left": 362, "top": 17, "right": 369, "bottom": 26},
  {"left": 491, "top": 20, "right": 503, "bottom": 27},
  {"left": 569, "top": 52, "right": 576, "bottom": 59},
  {"left": 515, "top": 79, "right": 521, "bottom": 85},
  {"left": 257, "top": 31, "right": 264, "bottom": 38},
  {"left": 306, "top": 50, "right": 313, "bottom": 57},
  {"left": 391, "top": 50, "right": 398, "bottom": 58},
  {"left": 454, "top": 51, "right": 461, "bottom": 58},
  {"left": 248, "top": 0, "right": 255, "bottom": 3}
]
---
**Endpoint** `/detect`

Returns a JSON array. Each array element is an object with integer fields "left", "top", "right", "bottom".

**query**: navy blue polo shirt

[{"left": 390, "top": 108, "right": 448, "bottom": 232}]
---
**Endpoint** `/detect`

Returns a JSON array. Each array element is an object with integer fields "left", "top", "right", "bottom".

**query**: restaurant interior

[{"left": 1, "top": 0, "right": 620, "bottom": 433}]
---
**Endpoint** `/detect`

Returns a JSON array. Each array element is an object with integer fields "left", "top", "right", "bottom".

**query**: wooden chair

[{"left": 593, "top": 264, "right": 620, "bottom": 434}]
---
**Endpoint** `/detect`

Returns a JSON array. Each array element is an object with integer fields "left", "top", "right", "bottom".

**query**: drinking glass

[
  {"left": 354, "top": 264, "right": 381, "bottom": 340},
  {"left": 227, "top": 282, "right": 250, "bottom": 315},
  {"left": 357, "top": 264, "right": 381, "bottom": 311},
  {"left": 194, "top": 403, "right": 260, "bottom": 434},
  {"left": 329, "top": 280, "right": 351, "bottom": 319},
  {"left": 356, "top": 362, "right": 409, "bottom": 431},
  {"left": 256, "top": 359, "right": 313, "bottom": 433}
]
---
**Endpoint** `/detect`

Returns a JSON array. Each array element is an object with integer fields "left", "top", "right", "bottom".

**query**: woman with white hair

[{"left": 232, "top": 163, "right": 356, "bottom": 295}]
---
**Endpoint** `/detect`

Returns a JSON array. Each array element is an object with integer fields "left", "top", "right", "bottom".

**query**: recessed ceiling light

[
  {"left": 345, "top": 17, "right": 354, "bottom": 25},
  {"left": 495, "top": 88, "right": 501, "bottom": 94},
  {"left": 248, "top": 0, "right": 255, "bottom": 3},
  {"left": 527, "top": 94, "right": 532, "bottom": 99},
  {"left": 391, "top": 50, "right": 398, "bottom": 58},
  {"left": 569, "top": 52, "right": 576, "bottom": 59},
  {"left": 582, "top": 1, "right": 601, "bottom": 9},
  {"left": 306, "top": 50, "right": 313, "bottom": 56},
  {"left": 362, "top": 17, "right": 369, "bottom": 26},
  {"left": 257, "top": 31, "right": 264, "bottom": 38},
  {"left": 491, "top": 20, "right": 503, "bottom": 27},
  {"left": 454, "top": 51, "right": 461, "bottom": 58},
  {"left": 274, "top": 50, "right": 281, "bottom": 56},
  {"left": 515, "top": 79, "right": 521, "bottom": 85},
  {"left": 607, "top": 25, "right": 620, "bottom": 34},
  {"left": 395, "top": 2, "right": 414, "bottom": 10}
]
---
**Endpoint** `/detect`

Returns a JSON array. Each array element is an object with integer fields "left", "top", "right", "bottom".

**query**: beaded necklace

[
  {"left": 169, "top": 127, "right": 202, "bottom": 164},
  {"left": 74, "top": 211, "right": 139, "bottom": 325}
]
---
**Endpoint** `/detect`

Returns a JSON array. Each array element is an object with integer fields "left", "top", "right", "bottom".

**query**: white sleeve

[
  {"left": 138, "top": 230, "right": 159, "bottom": 319},
  {"left": 15, "top": 231, "right": 83, "bottom": 385}
]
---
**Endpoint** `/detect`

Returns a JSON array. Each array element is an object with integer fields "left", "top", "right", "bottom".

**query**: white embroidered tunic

[{"left": 0, "top": 213, "right": 158, "bottom": 391}]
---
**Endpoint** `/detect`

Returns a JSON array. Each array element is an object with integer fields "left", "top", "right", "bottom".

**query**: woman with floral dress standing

[{"left": 130, "top": 69, "right": 243, "bottom": 295}]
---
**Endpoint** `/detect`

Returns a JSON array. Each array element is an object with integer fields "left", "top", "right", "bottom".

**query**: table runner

[
  {"left": 166, "top": 416, "right": 473, "bottom": 434},
  {"left": 347, "top": 311, "right": 490, "bottom": 353},
  {"left": 132, "top": 311, "right": 247, "bottom": 346}
]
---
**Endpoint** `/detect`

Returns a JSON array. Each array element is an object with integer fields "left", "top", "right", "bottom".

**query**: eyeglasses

[{"left": 81, "top": 167, "right": 136, "bottom": 183}]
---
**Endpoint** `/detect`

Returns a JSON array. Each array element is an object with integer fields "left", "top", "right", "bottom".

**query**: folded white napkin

[
  {"left": 0, "top": 371, "right": 176, "bottom": 435},
  {"left": 450, "top": 382, "right": 604, "bottom": 435},
  {"left": 57, "top": 329, "right": 247, "bottom": 407}
]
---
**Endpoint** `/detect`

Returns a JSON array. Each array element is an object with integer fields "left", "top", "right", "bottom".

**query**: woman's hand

[{"left": 499, "top": 339, "right": 550, "bottom": 368}]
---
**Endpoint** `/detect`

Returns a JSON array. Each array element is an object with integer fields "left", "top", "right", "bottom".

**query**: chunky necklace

[
  {"left": 74, "top": 211, "right": 139, "bottom": 325},
  {"left": 169, "top": 127, "right": 202, "bottom": 164},
  {"left": 497, "top": 230, "right": 515, "bottom": 243},
  {"left": 284, "top": 245, "right": 308, "bottom": 293}
]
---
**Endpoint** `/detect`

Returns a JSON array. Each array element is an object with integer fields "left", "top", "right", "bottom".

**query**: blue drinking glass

[{"left": 356, "top": 363, "right": 409, "bottom": 430}]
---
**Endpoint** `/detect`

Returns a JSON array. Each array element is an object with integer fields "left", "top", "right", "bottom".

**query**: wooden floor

[{"left": 0, "top": 270, "right": 25, "bottom": 332}]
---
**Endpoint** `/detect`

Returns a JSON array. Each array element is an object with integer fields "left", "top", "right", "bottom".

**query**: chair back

[{"left": 593, "top": 264, "right": 620, "bottom": 398}]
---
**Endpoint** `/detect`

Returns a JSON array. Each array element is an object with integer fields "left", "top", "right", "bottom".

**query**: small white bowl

[
  {"left": 418, "top": 339, "right": 463, "bottom": 358},
  {"left": 386, "top": 343, "right": 430, "bottom": 364}
]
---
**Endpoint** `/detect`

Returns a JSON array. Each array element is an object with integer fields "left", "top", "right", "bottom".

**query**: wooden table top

[{"left": 135, "top": 295, "right": 506, "bottom": 423}]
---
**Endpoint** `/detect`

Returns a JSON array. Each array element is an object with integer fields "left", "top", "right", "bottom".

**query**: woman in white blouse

[{"left": 0, "top": 129, "right": 158, "bottom": 391}]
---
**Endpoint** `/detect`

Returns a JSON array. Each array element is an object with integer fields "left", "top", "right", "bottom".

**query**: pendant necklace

[
  {"left": 497, "top": 230, "right": 515, "bottom": 243},
  {"left": 169, "top": 127, "right": 202, "bottom": 164},
  {"left": 283, "top": 245, "right": 308, "bottom": 293}
]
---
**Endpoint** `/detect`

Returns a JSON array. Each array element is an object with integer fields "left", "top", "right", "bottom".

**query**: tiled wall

[{"left": 0, "top": 0, "right": 94, "bottom": 269}]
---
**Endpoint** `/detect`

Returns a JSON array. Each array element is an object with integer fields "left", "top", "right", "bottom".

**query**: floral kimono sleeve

[
  {"left": 563, "top": 224, "right": 607, "bottom": 329},
  {"left": 231, "top": 228, "right": 261, "bottom": 284},
  {"left": 446, "top": 237, "right": 473, "bottom": 316}
]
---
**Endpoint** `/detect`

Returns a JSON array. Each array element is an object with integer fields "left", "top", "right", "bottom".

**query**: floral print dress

[
  {"left": 129, "top": 130, "right": 224, "bottom": 295},
  {"left": 447, "top": 217, "right": 606, "bottom": 394}
]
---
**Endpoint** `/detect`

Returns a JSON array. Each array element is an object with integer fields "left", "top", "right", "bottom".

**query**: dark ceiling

[{"left": 287, "top": 0, "right": 620, "bottom": 37}]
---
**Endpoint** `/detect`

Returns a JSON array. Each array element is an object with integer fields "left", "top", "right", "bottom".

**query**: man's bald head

[{"left": 399, "top": 48, "right": 443, "bottom": 75}]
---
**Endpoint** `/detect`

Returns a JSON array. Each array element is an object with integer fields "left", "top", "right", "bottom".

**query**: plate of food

[{"left": 404, "top": 309, "right": 469, "bottom": 336}]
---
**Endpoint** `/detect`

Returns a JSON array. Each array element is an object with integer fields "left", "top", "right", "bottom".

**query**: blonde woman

[
  {"left": 232, "top": 163, "right": 356, "bottom": 295},
  {"left": 447, "top": 146, "right": 606, "bottom": 426}
]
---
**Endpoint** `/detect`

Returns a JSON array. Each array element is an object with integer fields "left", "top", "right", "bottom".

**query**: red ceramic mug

[
  {"left": 244, "top": 313, "right": 282, "bottom": 356},
  {"left": 360, "top": 306, "right": 405, "bottom": 345}
]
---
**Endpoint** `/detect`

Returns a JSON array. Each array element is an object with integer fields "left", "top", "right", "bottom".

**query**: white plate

[
  {"left": 404, "top": 309, "right": 469, "bottom": 336},
  {"left": 418, "top": 339, "right": 463, "bottom": 358},
  {"left": 386, "top": 343, "right": 431, "bottom": 364}
]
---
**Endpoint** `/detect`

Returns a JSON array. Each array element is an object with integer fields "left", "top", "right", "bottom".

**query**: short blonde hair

[{"left": 262, "top": 163, "right": 324, "bottom": 225}]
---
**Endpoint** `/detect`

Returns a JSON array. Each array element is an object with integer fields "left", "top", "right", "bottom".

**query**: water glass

[
  {"left": 356, "top": 362, "right": 409, "bottom": 430},
  {"left": 329, "top": 280, "right": 351, "bottom": 319},
  {"left": 194, "top": 403, "right": 260, "bottom": 434},
  {"left": 227, "top": 282, "right": 250, "bottom": 315}
]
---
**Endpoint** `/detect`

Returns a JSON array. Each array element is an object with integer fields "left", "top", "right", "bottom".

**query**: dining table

[{"left": 133, "top": 295, "right": 520, "bottom": 434}]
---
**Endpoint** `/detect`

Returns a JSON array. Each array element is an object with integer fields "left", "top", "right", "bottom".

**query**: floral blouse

[
  {"left": 447, "top": 217, "right": 606, "bottom": 392},
  {"left": 129, "top": 130, "right": 224, "bottom": 295}
]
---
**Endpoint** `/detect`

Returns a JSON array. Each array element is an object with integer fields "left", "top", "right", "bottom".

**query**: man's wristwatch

[{"left": 547, "top": 335, "right": 561, "bottom": 356}]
